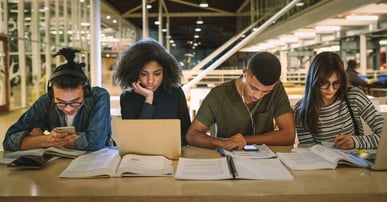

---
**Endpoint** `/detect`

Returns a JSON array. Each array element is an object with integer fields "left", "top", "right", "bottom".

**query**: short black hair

[
  {"left": 347, "top": 59, "right": 357, "bottom": 70},
  {"left": 248, "top": 52, "right": 281, "bottom": 85}
]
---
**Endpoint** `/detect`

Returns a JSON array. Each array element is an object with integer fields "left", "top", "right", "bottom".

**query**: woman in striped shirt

[{"left": 294, "top": 52, "right": 384, "bottom": 149}]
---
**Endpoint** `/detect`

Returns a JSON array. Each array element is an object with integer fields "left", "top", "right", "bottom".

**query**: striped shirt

[{"left": 295, "top": 87, "right": 384, "bottom": 149}]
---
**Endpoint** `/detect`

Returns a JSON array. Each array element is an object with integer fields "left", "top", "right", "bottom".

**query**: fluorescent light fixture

[
  {"left": 380, "top": 40, "right": 387, "bottom": 45},
  {"left": 294, "top": 31, "right": 316, "bottom": 38},
  {"left": 199, "top": 0, "right": 208, "bottom": 8},
  {"left": 268, "top": 39, "right": 285, "bottom": 46},
  {"left": 279, "top": 35, "right": 298, "bottom": 43},
  {"left": 315, "top": 25, "right": 341, "bottom": 32},
  {"left": 195, "top": 27, "right": 202, "bottom": 32},
  {"left": 295, "top": 2, "right": 304, "bottom": 7},
  {"left": 194, "top": 34, "right": 199, "bottom": 38},
  {"left": 346, "top": 15, "right": 378, "bottom": 21},
  {"left": 147, "top": 4, "right": 152, "bottom": 9},
  {"left": 319, "top": 45, "right": 340, "bottom": 52},
  {"left": 154, "top": 21, "right": 160, "bottom": 25},
  {"left": 196, "top": 17, "right": 204, "bottom": 24},
  {"left": 81, "top": 22, "right": 90, "bottom": 26}
]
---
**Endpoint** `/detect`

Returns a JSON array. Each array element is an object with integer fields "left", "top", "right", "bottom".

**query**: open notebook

[{"left": 111, "top": 116, "right": 181, "bottom": 160}]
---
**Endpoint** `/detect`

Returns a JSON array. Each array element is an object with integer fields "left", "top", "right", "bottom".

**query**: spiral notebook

[{"left": 111, "top": 116, "right": 181, "bottom": 160}]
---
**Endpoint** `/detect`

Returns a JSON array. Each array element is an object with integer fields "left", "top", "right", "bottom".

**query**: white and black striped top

[{"left": 295, "top": 87, "right": 384, "bottom": 149}]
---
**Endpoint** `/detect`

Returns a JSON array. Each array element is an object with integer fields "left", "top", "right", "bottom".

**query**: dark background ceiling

[{"left": 104, "top": 0, "right": 247, "bottom": 52}]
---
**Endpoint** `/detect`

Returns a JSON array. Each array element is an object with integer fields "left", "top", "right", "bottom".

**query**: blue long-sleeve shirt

[{"left": 3, "top": 87, "right": 112, "bottom": 151}]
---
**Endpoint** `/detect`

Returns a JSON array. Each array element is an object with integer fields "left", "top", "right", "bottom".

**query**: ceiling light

[
  {"left": 279, "top": 35, "right": 298, "bottom": 43},
  {"left": 295, "top": 2, "right": 304, "bottom": 7},
  {"left": 346, "top": 15, "right": 378, "bottom": 21},
  {"left": 195, "top": 27, "right": 202, "bottom": 32},
  {"left": 194, "top": 34, "right": 200, "bottom": 38},
  {"left": 315, "top": 25, "right": 341, "bottom": 32},
  {"left": 196, "top": 17, "right": 204, "bottom": 25},
  {"left": 380, "top": 40, "right": 387, "bottom": 45},
  {"left": 147, "top": 4, "right": 152, "bottom": 9},
  {"left": 294, "top": 31, "right": 316, "bottom": 38},
  {"left": 199, "top": 0, "right": 208, "bottom": 8}
]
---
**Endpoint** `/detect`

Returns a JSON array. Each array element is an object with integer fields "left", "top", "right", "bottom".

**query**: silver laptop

[
  {"left": 370, "top": 121, "right": 387, "bottom": 170},
  {"left": 111, "top": 116, "right": 181, "bottom": 160}
]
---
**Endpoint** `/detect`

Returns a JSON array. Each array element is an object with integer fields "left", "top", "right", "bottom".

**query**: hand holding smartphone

[{"left": 56, "top": 126, "right": 76, "bottom": 134}]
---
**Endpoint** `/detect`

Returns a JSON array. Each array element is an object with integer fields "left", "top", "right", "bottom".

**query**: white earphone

[
  {"left": 241, "top": 73, "right": 256, "bottom": 135},
  {"left": 241, "top": 74, "right": 246, "bottom": 102}
]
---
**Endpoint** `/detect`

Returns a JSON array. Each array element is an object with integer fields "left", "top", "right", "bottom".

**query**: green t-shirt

[{"left": 195, "top": 80, "right": 292, "bottom": 138}]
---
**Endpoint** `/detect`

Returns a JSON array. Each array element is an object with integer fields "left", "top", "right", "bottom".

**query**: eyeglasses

[
  {"left": 54, "top": 101, "right": 83, "bottom": 109},
  {"left": 319, "top": 81, "right": 341, "bottom": 89}
]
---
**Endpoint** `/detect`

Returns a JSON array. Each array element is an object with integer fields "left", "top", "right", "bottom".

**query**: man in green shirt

[{"left": 186, "top": 52, "right": 295, "bottom": 150}]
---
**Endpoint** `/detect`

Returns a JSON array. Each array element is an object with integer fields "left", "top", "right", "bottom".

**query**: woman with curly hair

[
  {"left": 294, "top": 52, "right": 384, "bottom": 149},
  {"left": 114, "top": 38, "right": 191, "bottom": 145}
]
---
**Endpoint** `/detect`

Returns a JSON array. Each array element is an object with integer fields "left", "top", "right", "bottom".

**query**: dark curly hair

[{"left": 114, "top": 38, "right": 182, "bottom": 93}]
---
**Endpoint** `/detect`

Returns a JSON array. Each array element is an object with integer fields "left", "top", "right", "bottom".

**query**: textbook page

[
  {"left": 59, "top": 148, "right": 121, "bottom": 178},
  {"left": 174, "top": 157, "right": 294, "bottom": 180},
  {"left": 117, "top": 154, "right": 173, "bottom": 176},
  {"left": 175, "top": 157, "right": 232, "bottom": 180},
  {"left": 59, "top": 148, "right": 174, "bottom": 178},
  {"left": 277, "top": 151, "right": 337, "bottom": 170},
  {"left": 277, "top": 145, "right": 367, "bottom": 170},
  {"left": 6, "top": 147, "right": 86, "bottom": 159},
  {"left": 234, "top": 158, "right": 293, "bottom": 180},
  {"left": 310, "top": 145, "right": 365, "bottom": 167}
]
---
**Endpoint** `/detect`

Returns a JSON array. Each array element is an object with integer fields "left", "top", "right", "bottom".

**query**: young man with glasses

[
  {"left": 186, "top": 52, "right": 295, "bottom": 151},
  {"left": 294, "top": 52, "right": 384, "bottom": 150},
  {"left": 3, "top": 48, "right": 112, "bottom": 151}
]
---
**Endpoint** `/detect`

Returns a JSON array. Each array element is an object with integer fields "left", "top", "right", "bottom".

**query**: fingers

[
  {"left": 223, "top": 134, "right": 246, "bottom": 150},
  {"left": 333, "top": 135, "right": 355, "bottom": 149},
  {"left": 132, "top": 81, "right": 153, "bottom": 97},
  {"left": 49, "top": 133, "right": 78, "bottom": 147}
]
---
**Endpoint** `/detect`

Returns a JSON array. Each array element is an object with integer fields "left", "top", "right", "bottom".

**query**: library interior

[{"left": 0, "top": 0, "right": 387, "bottom": 201}]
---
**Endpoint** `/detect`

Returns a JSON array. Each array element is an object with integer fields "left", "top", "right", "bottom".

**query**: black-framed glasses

[
  {"left": 54, "top": 101, "right": 83, "bottom": 109},
  {"left": 319, "top": 81, "right": 341, "bottom": 89}
]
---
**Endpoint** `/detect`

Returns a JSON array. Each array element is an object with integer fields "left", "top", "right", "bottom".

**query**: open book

[
  {"left": 277, "top": 144, "right": 369, "bottom": 170},
  {"left": 3, "top": 147, "right": 87, "bottom": 168},
  {"left": 5, "top": 147, "right": 86, "bottom": 159},
  {"left": 174, "top": 156, "right": 293, "bottom": 180},
  {"left": 59, "top": 148, "right": 173, "bottom": 178}
]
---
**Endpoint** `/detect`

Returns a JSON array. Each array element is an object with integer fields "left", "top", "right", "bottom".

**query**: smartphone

[
  {"left": 56, "top": 126, "right": 76, "bottom": 134},
  {"left": 243, "top": 145, "right": 259, "bottom": 151},
  {"left": 8, "top": 156, "right": 46, "bottom": 169}
]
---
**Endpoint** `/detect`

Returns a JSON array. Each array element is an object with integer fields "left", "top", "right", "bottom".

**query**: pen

[
  {"left": 226, "top": 155, "right": 238, "bottom": 179},
  {"left": 216, "top": 148, "right": 226, "bottom": 156}
]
